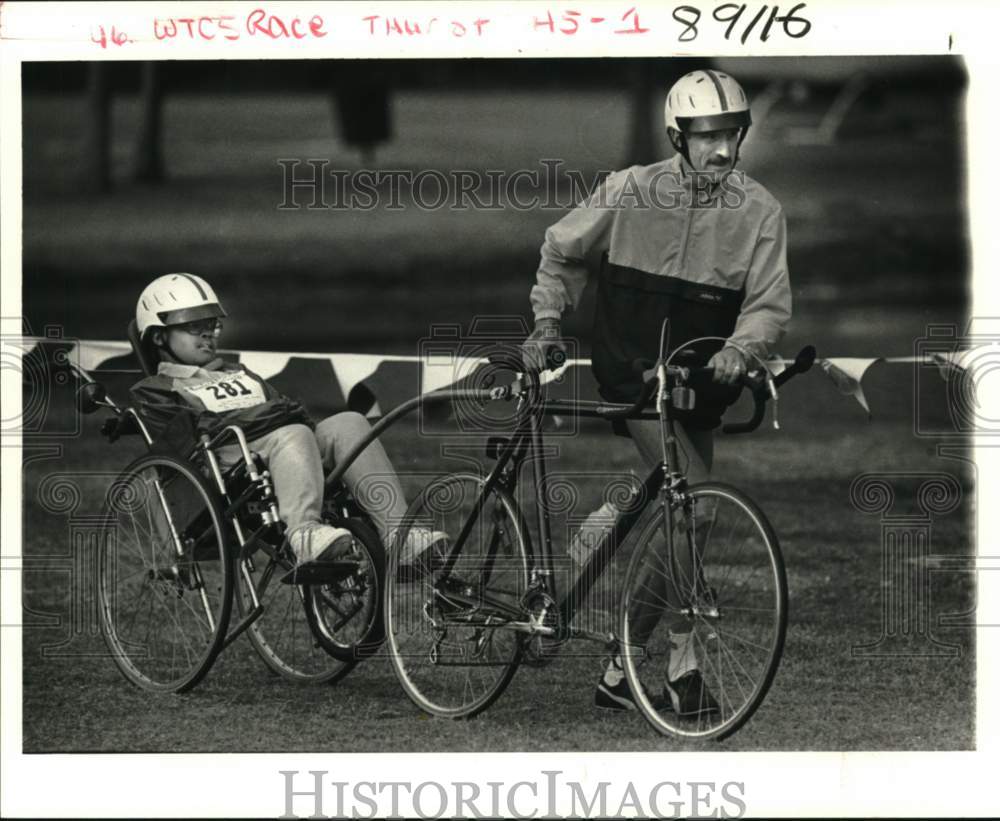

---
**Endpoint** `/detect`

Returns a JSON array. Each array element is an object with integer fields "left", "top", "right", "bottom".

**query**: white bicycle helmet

[
  {"left": 664, "top": 69, "right": 752, "bottom": 135},
  {"left": 136, "top": 273, "right": 227, "bottom": 337}
]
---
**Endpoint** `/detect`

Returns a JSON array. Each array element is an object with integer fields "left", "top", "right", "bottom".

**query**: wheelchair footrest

[
  {"left": 279, "top": 560, "right": 362, "bottom": 586},
  {"left": 238, "top": 523, "right": 283, "bottom": 562}
]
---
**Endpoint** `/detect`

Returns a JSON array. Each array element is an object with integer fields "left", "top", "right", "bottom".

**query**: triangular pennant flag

[
  {"left": 819, "top": 357, "right": 882, "bottom": 418},
  {"left": 73, "top": 340, "right": 133, "bottom": 372},
  {"left": 763, "top": 354, "right": 788, "bottom": 380},
  {"left": 420, "top": 355, "right": 490, "bottom": 394},
  {"left": 328, "top": 353, "right": 392, "bottom": 399},
  {"left": 237, "top": 351, "right": 294, "bottom": 380},
  {"left": 21, "top": 336, "right": 969, "bottom": 424}
]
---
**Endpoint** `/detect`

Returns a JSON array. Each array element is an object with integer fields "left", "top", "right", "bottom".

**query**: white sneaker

[
  {"left": 288, "top": 523, "right": 353, "bottom": 564},
  {"left": 391, "top": 527, "right": 450, "bottom": 564}
]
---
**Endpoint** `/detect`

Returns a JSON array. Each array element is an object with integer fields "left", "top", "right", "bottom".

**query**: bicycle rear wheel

[
  {"left": 385, "top": 473, "right": 529, "bottom": 718},
  {"left": 97, "top": 453, "right": 233, "bottom": 693},
  {"left": 619, "top": 482, "right": 787, "bottom": 740}
]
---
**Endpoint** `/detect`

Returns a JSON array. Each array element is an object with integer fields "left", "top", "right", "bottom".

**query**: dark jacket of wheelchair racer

[{"left": 130, "top": 358, "right": 312, "bottom": 446}]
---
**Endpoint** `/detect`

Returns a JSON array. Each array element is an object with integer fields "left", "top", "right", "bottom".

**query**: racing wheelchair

[{"left": 75, "top": 321, "right": 385, "bottom": 693}]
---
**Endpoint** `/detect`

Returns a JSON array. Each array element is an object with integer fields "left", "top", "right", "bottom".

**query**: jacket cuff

[
  {"left": 724, "top": 339, "right": 765, "bottom": 362},
  {"left": 533, "top": 309, "right": 562, "bottom": 323}
]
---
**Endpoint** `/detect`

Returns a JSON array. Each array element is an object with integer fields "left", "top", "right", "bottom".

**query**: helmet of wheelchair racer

[
  {"left": 664, "top": 69, "right": 751, "bottom": 164},
  {"left": 136, "top": 273, "right": 228, "bottom": 338}
]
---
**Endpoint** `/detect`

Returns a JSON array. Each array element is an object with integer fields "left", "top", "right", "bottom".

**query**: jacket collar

[{"left": 157, "top": 358, "right": 226, "bottom": 378}]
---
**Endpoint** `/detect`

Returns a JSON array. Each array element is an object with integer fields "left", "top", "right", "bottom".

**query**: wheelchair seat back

[{"left": 127, "top": 318, "right": 157, "bottom": 377}]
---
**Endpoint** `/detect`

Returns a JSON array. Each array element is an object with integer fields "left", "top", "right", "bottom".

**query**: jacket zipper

[{"left": 677, "top": 193, "right": 694, "bottom": 275}]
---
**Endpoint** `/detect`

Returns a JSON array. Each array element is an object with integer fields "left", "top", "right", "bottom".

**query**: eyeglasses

[{"left": 173, "top": 318, "right": 223, "bottom": 336}]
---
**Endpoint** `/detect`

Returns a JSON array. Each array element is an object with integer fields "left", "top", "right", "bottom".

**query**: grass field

[
  {"left": 17, "top": 80, "right": 976, "bottom": 752},
  {"left": 20, "top": 375, "right": 975, "bottom": 752}
]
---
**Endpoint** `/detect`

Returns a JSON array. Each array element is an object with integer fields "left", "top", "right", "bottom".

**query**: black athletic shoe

[
  {"left": 666, "top": 670, "right": 720, "bottom": 717},
  {"left": 595, "top": 676, "right": 673, "bottom": 712}
]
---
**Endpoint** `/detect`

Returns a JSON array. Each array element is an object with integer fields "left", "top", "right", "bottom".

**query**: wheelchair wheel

[
  {"left": 236, "top": 541, "right": 358, "bottom": 686},
  {"left": 97, "top": 453, "right": 233, "bottom": 693},
  {"left": 303, "top": 517, "right": 386, "bottom": 663},
  {"left": 619, "top": 482, "right": 787, "bottom": 740},
  {"left": 385, "top": 473, "right": 529, "bottom": 718}
]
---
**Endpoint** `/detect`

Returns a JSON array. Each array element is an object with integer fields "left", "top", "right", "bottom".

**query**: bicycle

[{"left": 380, "top": 324, "right": 814, "bottom": 739}]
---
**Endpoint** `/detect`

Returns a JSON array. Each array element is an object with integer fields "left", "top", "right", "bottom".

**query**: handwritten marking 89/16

[{"left": 673, "top": 3, "right": 812, "bottom": 42}]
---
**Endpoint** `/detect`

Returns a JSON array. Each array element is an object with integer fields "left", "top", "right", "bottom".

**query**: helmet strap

[
  {"left": 667, "top": 128, "right": 691, "bottom": 165},
  {"left": 735, "top": 126, "right": 749, "bottom": 166}
]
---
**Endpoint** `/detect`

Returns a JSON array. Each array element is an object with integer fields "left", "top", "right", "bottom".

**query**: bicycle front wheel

[
  {"left": 97, "top": 453, "right": 233, "bottom": 693},
  {"left": 619, "top": 482, "right": 787, "bottom": 740},
  {"left": 385, "top": 473, "right": 530, "bottom": 718}
]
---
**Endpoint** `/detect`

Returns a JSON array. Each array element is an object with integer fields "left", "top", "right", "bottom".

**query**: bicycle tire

[
  {"left": 97, "top": 453, "right": 233, "bottom": 693},
  {"left": 302, "top": 517, "right": 386, "bottom": 664},
  {"left": 384, "top": 473, "right": 530, "bottom": 718},
  {"left": 619, "top": 481, "right": 787, "bottom": 740}
]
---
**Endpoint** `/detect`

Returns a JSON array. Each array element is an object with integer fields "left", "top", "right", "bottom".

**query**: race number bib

[{"left": 183, "top": 370, "right": 267, "bottom": 412}]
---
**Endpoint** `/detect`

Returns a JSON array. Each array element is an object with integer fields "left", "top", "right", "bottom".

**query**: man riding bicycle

[{"left": 522, "top": 69, "right": 792, "bottom": 715}]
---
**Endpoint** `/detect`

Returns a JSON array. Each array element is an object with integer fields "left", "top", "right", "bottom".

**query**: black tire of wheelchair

[
  {"left": 303, "top": 516, "right": 387, "bottom": 664},
  {"left": 97, "top": 452, "right": 234, "bottom": 694}
]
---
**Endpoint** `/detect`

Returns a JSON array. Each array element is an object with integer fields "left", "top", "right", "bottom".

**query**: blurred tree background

[{"left": 22, "top": 56, "right": 968, "bottom": 357}]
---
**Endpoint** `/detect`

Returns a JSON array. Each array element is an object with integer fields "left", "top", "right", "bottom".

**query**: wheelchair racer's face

[{"left": 162, "top": 326, "right": 218, "bottom": 366}]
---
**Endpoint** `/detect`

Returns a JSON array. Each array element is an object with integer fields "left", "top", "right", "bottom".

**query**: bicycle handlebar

[
  {"left": 720, "top": 372, "right": 769, "bottom": 435},
  {"left": 583, "top": 345, "right": 816, "bottom": 432},
  {"left": 721, "top": 344, "right": 815, "bottom": 434},
  {"left": 488, "top": 343, "right": 815, "bottom": 434}
]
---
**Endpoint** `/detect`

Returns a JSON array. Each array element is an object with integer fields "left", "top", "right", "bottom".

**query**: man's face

[{"left": 685, "top": 127, "right": 740, "bottom": 179}]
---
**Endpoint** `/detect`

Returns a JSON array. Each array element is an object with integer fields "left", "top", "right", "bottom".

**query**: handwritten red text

[
  {"left": 363, "top": 15, "right": 490, "bottom": 37},
  {"left": 153, "top": 9, "right": 326, "bottom": 42}
]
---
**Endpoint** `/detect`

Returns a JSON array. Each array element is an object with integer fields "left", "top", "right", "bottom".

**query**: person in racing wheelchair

[{"left": 130, "top": 272, "right": 445, "bottom": 583}]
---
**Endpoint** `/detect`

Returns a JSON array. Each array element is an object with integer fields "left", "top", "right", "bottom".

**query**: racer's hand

[
  {"left": 521, "top": 318, "right": 567, "bottom": 371},
  {"left": 708, "top": 346, "right": 746, "bottom": 385}
]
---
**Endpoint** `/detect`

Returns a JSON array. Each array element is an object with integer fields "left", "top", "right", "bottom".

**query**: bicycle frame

[
  {"left": 367, "top": 368, "right": 684, "bottom": 646},
  {"left": 336, "top": 336, "right": 808, "bottom": 652},
  {"left": 503, "top": 384, "right": 689, "bottom": 642}
]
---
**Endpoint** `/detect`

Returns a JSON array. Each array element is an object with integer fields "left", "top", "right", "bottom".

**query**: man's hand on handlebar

[
  {"left": 521, "top": 317, "right": 568, "bottom": 372},
  {"left": 707, "top": 346, "right": 747, "bottom": 386}
]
